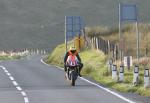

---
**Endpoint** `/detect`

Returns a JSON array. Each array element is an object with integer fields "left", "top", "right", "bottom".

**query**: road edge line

[{"left": 40, "top": 59, "right": 135, "bottom": 103}]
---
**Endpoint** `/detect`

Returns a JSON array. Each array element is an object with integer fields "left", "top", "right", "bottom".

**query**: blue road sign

[
  {"left": 66, "top": 16, "right": 74, "bottom": 39},
  {"left": 66, "top": 16, "right": 84, "bottom": 41},
  {"left": 120, "top": 4, "right": 137, "bottom": 22}
]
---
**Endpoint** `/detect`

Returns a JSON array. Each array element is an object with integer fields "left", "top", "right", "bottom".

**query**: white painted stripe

[
  {"left": 24, "top": 97, "right": 29, "bottom": 103},
  {"left": 16, "top": 86, "right": 22, "bottom": 91},
  {"left": 0, "top": 65, "right": 30, "bottom": 103},
  {"left": 9, "top": 76, "right": 15, "bottom": 81},
  {"left": 6, "top": 72, "right": 11, "bottom": 76},
  {"left": 12, "top": 81, "right": 18, "bottom": 86},
  {"left": 21, "top": 91, "right": 27, "bottom": 97},
  {"left": 4, "top": 70, "right": 8, "bottom": 73},
  {"left": 41, "top": 59, "right": 135, "bottom": 103},
  {"left": 41, "top": 59, "right": 63, "bottom": 69},
  {"left": 2, "top": 67, "right": 6, "bottom": 70},
  {"left": 41, "top": 59, "right": 50, "bottom": 66},
  {"left": 79, "top": 77, "right": 135, "bottom": 103}
]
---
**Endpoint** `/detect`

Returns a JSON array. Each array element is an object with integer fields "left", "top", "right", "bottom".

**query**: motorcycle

[{"left": 65, "top": 55, "right": 80, "bottom": 86}]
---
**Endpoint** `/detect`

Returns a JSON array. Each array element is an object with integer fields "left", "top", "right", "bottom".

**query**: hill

[{"left": 0, "top": 0, "right": 150, "bottom": 51}]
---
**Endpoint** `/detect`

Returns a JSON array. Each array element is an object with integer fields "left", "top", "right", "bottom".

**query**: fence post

[
  {"left": 108, "top": 40, "right": 110, "bottom": 54},
  {"left": 93, "top": 37, "right": 95, "bottom": 49},
  {"left": 94, "top": 37, "right": 96, "bottom": 49},
  {"left": 100, "top": 38, "right": 102, "bottom": 50},
  {"left": 98, "top": 38, "right": 100, "bottom": 50},
  {"left": 91, "top": 37, "right": 94, "bottom": 49},
  {"left": 96, "top": 37, "right": 99, "bottom": 50}
]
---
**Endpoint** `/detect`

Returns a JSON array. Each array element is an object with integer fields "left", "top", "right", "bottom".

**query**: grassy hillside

[
  {"left": 1, "top": 0, "right": 150, "bottom": 51},
  {"left": 46, "top": 42, "right": 150, "bottom": 96}
]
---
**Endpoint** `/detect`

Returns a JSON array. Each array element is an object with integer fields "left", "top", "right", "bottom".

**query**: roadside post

[
  {"left": 119, "top": 65, "right": 124, "bottom": 82},
  {"left": 112, "top": 65, "right": 118, "bottom": 82},
  {"left": 133, "top": 65, "right": 139, "bottom": 86},
  {"left": 144, "top": 68, "right": 150, "bottom": 88},
  {"left": 119, "top": 4, "right": 139, "bottom": 62},
  {"left": 65, "top": 16, "right": 84, "bottom": 52}
]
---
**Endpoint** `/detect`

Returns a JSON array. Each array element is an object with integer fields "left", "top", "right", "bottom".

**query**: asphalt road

[{"left": 0, "top": 55, "right": 149, "bottom": 103}]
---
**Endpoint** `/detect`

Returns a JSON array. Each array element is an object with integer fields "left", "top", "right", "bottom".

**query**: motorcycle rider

[{"left": 64, "top": 47, "right": 83, "bottom": 77}]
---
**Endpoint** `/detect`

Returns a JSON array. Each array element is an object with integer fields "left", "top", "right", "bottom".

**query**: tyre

[{"left": 71, "top": 71, "right": 76, "bottom": 86}]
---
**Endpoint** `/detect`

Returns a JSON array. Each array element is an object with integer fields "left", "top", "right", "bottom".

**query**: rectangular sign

[
  {"left": 124, "top": 56, "right": 133, "bottom": 66},
  {"left": 120, "top": 4, "right": 137, "bottom": 22},
  {"left": 66, "top": 16, "right": 83, "bottom": 40}
]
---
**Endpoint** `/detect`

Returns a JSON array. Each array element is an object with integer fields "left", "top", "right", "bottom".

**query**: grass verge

[
  {"left": 0, "top": 55, "right": 22, "bottom": 60},
  {"left": 46, "top": 43, "right": 150, "bottom": 96}
]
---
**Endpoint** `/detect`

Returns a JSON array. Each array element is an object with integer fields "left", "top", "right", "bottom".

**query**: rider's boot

[{"left": 78, "top": 73, "right": 82, "bottom": 77}]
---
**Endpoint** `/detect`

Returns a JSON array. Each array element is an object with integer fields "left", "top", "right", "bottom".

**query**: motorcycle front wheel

[{"left": 71, "top": 71, "right": 76, "bottom": 86}]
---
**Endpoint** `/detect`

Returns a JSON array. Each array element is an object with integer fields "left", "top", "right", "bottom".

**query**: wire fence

[
  {"left": 90, "top": 37, "right": 119, "bottom": 60},
  {"left": 89, "top": 36, "right": 150, "bottom": 61}
]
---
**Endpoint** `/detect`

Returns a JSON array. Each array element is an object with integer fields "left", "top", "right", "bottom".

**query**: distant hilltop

[{"left": 0, "top": 0, "right": 149, "bottom": 52}]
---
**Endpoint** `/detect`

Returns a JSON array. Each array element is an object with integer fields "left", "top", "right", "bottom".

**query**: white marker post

[
  {"left": 133, "top": 65, "right": 139, "bottom": 86},
  {"left": 112, "top": 65, "right": 118, "bottom": 82},
  {"left": 144, "top": 69, "right": 150, "bottom": 88},
  {"left": 119, "top": 65, "right": 124, "bottom": 82}
]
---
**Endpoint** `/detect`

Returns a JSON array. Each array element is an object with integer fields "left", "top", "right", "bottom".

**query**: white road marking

[
  {"left": 0, "top": 66, "right": 30, "bottom": 103},
  {"left": 16, "top": 86, "right": 22, "bottom": 91},
  {"left": 4, "top": 70, "right": 8, "bottom": 73},
  {"left": 0, "top": 66, "right": 6, "bottom": 70},
  {"left": 6, "top": 72, "right": 11, "bottom": 76},
  {"left": 9, "top": 76, "right": 15, "bottom": 81},
  {"left": 41, "top": 59, "right": 50, "bottom": 66},
  {"left": 80, "top": 77, "right": 135, "bottom": 103},
  {"left": 41, "top": 59, "right": 135, "bottom": 103},
  {"left": 24, "top": 97, "right": 29, "bottom": 103},
  {"left": 21, "top": 91, "right": 27, "bottom": 97},
  {"left": 12, "top": 81, "right": 18, "bottom": 86}
]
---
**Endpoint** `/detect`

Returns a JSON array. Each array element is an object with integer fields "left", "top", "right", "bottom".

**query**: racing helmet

[{"left": 69, "top": 46, "right": 76, "bottom": 54}]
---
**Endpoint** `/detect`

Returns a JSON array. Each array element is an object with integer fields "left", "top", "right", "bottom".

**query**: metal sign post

[
  {"left": 65, "top": 16, "right": 67, "bottom": 52},
  {"left": 136, "top": 21, "right": 140, "bottom": 61},
  {"left": 119, "top": 4, "right": 123, "bottom": 62},
  {"left": 119, "top": 3, "right": 139, "bottom": 63},
  {"left": 65, "top": 16, "right": 84, "bottom": 52}
]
